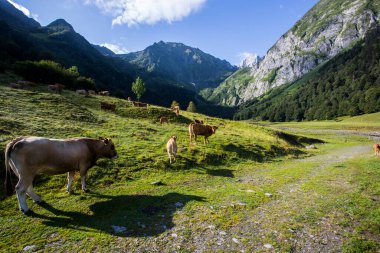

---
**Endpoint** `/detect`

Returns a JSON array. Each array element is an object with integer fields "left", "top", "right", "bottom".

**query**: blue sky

[{"left": 12, "top": 0, "right": 318, "bottom": 65}]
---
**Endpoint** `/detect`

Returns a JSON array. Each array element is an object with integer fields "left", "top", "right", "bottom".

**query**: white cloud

[
  {"left": 6, "top": 0, "right": 39, "bottom": 21},
  {"left": 101, "top": 43, "right": 129, "bottom": 54},
  {"left": 83, "top": 0, "right": 207, "bottom": 26}
]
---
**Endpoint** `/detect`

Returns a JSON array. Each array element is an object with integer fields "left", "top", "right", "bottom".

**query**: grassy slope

[{"left": 0, "top": 74, "right": 378, "bottom": 252}]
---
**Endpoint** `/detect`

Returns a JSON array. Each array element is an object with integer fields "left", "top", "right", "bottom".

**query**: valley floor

[{"left": 1, "top": 130, "right": 379, "bottom": 252}]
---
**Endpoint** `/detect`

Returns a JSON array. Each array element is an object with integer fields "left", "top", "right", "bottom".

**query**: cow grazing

[
  {"left": 160, "top": 116, "right": 169, "bottom": 124},
  {"left": 98, "top": 91, "right": 109, "bottom": 96},
  {"left": 166, "top": 136, "right": 177, "bottom": 164},
  {"left": 4, "top": 136, "right": 118, "bottom": 213},
  {"left": 132, "top": 101, "right": 148, "bottom": 108},
  {"left": 48, "top": 83, "right": 65, "bottom": 94},
  {"left": 100, "top": 101, "right": 116, "bottom": 112},
  {"left": 76, "top": 89, "right": 88, "bottom": 96},
  {"left": 189, "top": 123, "right": 218, "bottom": 144},
  {"left": 374, "top": 144, "right": 380, "bottom": 155}
]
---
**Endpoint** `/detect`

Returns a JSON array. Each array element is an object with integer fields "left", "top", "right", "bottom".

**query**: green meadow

[{"left": 0, "top": 74, "right": 379, "bottom": 252}]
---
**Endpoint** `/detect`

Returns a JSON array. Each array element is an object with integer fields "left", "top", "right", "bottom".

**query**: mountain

[
  {"left": 208, "top": 0, "right": 380, "bottom": 106},
  {"left": 234, "top": 26, "right": 380, "bottom": 121},
  {"left": 240, "top": 53, "right": 262, "bottom": 68},
  {"left": 117, "top": 41, "right": 237, "bottom": 90},
  {"left": 93, "top": 44, "right": 116, "bottom": 56},
  {"left": 0, "top": 0, "right": 40, "bottom": 31}
]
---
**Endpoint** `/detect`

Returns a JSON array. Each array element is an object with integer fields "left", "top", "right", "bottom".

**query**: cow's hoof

[
  {"left": 66, "top": 190, "right": 73, "bottom": 194},
  {"left": 82, "top": 189, "right": 90, "bottom": 193}
]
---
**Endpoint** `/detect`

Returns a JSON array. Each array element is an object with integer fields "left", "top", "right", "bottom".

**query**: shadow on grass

[
  {"left": 275, "top": 131, "right": 325, "bottom": 147},
  {"left": 205, "top": 168, "right": 234, "bottom": 178},
  {"left": 29, "top": 192, "right": 205, "bottom": 237}
]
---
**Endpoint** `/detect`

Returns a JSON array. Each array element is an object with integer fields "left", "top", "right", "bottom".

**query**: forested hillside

[{"left": 235, "top": 27, "right": 380, "bottom": 121}]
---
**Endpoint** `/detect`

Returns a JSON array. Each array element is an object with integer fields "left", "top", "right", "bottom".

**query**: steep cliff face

[{"left": 211, "top": 0, "right": 379, "bottom": 106}]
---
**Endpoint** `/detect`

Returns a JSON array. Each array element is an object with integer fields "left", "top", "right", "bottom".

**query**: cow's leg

[
  {"left": 168, "top": 151, "right": 172, "bottom": 164},
  {"left": 66, "top": 171, "right": 75, "bottom": 193},
  {"left": 15, "top": 176, "right": 33, "bottom": 213},
  {"left": 27, "top": 184, "right": 42, "bottom": 203},
  {"left": 80, "top": 173, "right": 88, "bottom": 192}
]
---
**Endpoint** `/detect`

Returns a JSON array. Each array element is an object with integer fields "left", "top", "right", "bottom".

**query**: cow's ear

[{"left": 104, "top": 138, "right": 109, "bottom": 144}]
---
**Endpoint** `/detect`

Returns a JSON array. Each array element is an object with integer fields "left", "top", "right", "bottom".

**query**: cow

[
  {"left": 4, "top": 136, "right": 118, "bottom": 214},
  {"left": 48, "top": 83, "right": 65, "bottom": 94},
  {"left": 127, "top": 97, "right": 132, "bottom": 101},
  {"left": 172, "top": 106, "right": 180, "bottom": 116},
  {"left": 374, "top": 144, "right": 380, "bottom": 155},
  {"left": 100, "top": 101, "right": 116, "bottom": 112},
  {"left": 160, "top": 116, "right": 169, "bottom": 124},
  {"left": 76, "top": 89, "right": 88, "bottom": 96},
  {"left": 88, "top": 90, "right": 96, "bottom": 95},
  {"left": 9, "top": 83, "right": 22, "bottom": 89},
  {"left": 98, "top": 91, "right": 109, "bottom": 96},
  {"left": 166, "top": 136, "right": 177, "bottom": 164},
  {"left": 189, "top": 123, "right": 218, "bottom": 144},
  {"left": 132, "top": 101, "right": 148, "bottom": 108}
]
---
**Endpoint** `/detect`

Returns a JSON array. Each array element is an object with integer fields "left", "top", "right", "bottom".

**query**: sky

[{"left": 11, "top": 0, "right": 318, "bottom": 65}]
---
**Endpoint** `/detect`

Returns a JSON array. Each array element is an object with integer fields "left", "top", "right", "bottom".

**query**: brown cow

[
  {"left": 189, "top": 123, "right": 218, "bottom": 144},
  {"left": 374, "top": 144, "right": 380, "bottom": 155},
  {"left": 132, "top": 101, "right": 148, "bottom": 108},
  {"left": 100, "top": 101, "right": 116, "bottom": 112},
  {"left": 166, "top": 136, "right": 177, "bottom": 164},
  {"left": 160, "top": 116, "right": 169, "bottom": 124},
  {"left": 48, "top": 83, "right": 65, "bottom": 94},
  {"left": 4, "top": 136, "right": 118, "bottom": 213},
  {"left": 98, "top": 91, "right": 109, "bottom": 96}
]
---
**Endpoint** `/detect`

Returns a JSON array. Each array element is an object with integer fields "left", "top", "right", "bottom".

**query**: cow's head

[
  {"left": 171, "top": 135, "right": 177, "bottom": 141},
  {"left": 99, "top": 137, "right": 118, "bottom": 158},
  {"left": 211, "top": 126, "right": 218, "bottom": 134}
]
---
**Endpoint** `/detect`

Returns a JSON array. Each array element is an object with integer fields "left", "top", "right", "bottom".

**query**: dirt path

[{"left": 239, "top": 144, "right": 371, "bottom": 252}]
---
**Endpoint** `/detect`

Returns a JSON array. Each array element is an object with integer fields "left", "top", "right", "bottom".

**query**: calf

[
  {"left": 189, "top": 123, "right": 218, "bottom": 144},
  {"left": 100, "top": 101, "right": 116, "bottom": 112},
  {"left": 160, "top": 116, "right": 169, "bottom": 124},
  {"left": 4, "top": 136, "right": 118, "bottom": 213},
  {"left": 374, "top": 144, "right": 380, "bottom": 155},
  {"left": 166, "top": 136, "right": 177, "bottom": 164}
]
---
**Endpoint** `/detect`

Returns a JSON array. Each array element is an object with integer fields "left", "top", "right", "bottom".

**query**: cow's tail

[{"left": 4, "top": 137, "right": 23, "bottom": 196}]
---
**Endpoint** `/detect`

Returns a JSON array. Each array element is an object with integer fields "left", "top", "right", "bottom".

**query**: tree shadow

[
  {"left": 205, "top": 168, "right": 234, "bottom": 178},
  {"left": 29, "top": 192, "right": 205, "bottom": 237},
  {"left": 223, "top": 143, "right": 266, "bottom": 162}
]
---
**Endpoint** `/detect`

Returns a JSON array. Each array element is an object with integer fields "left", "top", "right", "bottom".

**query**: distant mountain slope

[
  {"left": 92, "top": 44, "right": 116, "bottom": 56},
  {"left": 0, "top": 0, "right": 40, "bottom": 31},
  {"left": 234, "top": 26, "right": 380, "bottom": 121},
  {"left": 117, "top": 41, "right": 237, "bottom": 90},
  {"left": 208, "top": 0, "right": 380, "bottom": 106}
]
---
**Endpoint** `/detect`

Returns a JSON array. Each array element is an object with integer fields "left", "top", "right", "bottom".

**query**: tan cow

[
  {"left": 374, "top": 144, "right": 380, "bottom": 155},
  {"left": 166, "top": 136, "right": 177, "bottom": 164},
  {"left": 189, "top": 123, "right": 218, "bottom": 144},
  {"left": 132, "top": 101, "right": 148, "bottom": 108},
  {"left": 100, "top": 101, "right": 116, "bottom": 112},
  {"left": 160, "top": 116, "right": 169, "bottom": 124},
  {"left": 4, "top": 136, "right": 118, "bottom": 214}
]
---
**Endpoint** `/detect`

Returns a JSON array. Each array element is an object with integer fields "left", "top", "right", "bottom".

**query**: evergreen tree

[{"left": 187, "top": 101, "right": 197, "bottom": 112}]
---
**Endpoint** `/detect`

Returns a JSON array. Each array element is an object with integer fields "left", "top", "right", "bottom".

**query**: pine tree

[{"left": 187, "top": 101, "right": 197, "bottom": 112}]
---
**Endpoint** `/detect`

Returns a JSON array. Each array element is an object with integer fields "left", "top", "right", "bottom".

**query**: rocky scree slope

[{"left": 208, "top": 0, "right": 379, "bottom": 106}]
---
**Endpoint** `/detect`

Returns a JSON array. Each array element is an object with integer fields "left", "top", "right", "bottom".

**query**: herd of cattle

[{"left": 5, "top": 80, "right": 219, "bottom": 214}]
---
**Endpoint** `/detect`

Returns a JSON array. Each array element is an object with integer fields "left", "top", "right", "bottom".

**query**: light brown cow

[
  {"left": 48, "top": 83, "right": 65, "bottom": 94},
  {"left": 166, "top": 136, "right": 177, "bottom": 164},
  {"left": 100, "top": 101, "right": 116, "bottom": 112},
  {"left": 98, "top": 91, "right": 110, "bottom": 96},
  {"left": 189, "top": 123, "right": 218, "bottom": 144},
  {"left": 4, "top": 136, "right": 118, "bottom": 213},
  {"left": 374, "top": 144, "right": 380, "bottom": 155},
  {"left": 160, "top": 116, "right": 169, "bottom": 124}
]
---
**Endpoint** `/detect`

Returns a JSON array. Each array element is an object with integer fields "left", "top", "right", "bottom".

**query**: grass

[{"left": 0, "top": 74, "right": 379, "bottom": 252}]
